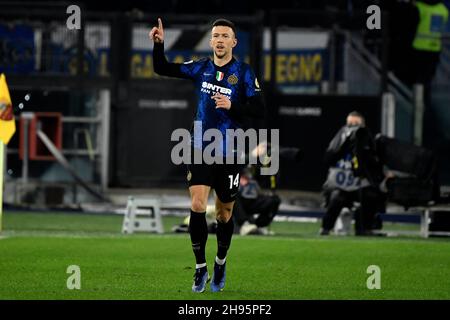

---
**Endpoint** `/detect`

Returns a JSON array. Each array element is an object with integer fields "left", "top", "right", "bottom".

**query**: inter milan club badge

[
  {"left": 227, "top": 74, "right": 238, "bottom": 85},
  {"left": 216, "top": 71, "right": 224, "bottom": 81}
]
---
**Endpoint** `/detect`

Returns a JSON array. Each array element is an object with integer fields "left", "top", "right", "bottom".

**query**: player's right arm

[{"left": 149, "top": 18, "right": 191, "bottom": 79}]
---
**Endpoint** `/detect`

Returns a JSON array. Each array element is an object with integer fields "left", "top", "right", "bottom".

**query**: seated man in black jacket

[
  {"left": 233, "top": 167, "right": 281, "bottom": 235},
  {"left": 320, "top": 111, "right": 386, "bottom": 236}
]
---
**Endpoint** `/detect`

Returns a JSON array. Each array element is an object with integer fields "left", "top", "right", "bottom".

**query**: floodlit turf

[{"left": 1, "top": 211, "right": 450, "bottom": 300}]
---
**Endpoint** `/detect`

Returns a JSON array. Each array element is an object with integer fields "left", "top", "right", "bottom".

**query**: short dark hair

[{"left": 212, "top": 18, "right": 236, "bottom": 37}]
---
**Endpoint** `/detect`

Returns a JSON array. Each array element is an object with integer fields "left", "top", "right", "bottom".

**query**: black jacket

[{"left": 325, "top": 125, "right": 384, "bottom": 188}]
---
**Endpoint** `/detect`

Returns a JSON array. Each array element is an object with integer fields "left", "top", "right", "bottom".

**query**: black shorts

[{"left": 186, "top": 162, "right": 245, "bottom": 203}]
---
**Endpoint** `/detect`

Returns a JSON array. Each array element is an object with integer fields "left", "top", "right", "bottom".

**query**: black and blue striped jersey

[{"left": 153, "top": 42, "right": 265, "bottom": 157}]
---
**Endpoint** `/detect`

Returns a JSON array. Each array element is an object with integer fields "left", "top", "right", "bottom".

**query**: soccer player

[{"left": 149, "top": 18, "right": 265, "bottom": 292}]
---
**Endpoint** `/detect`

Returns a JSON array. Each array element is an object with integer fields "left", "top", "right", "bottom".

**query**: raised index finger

[{"left": 158, "top": 18, "right": 163, "bottom": 30}]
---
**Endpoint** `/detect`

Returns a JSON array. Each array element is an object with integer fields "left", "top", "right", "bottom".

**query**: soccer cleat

[
  {"left": 192, "top": 266, "right": 209, "bottom": 293},
  {"left": 210, "top": 262, "right": 226, "bottom": 292}
]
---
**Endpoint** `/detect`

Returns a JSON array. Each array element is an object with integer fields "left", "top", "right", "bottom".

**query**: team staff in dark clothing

[
  {"left": 320, "top": 112, "right": 386, "bottom": 236},
  {"left": 233, "top": 168, "right": 281, "bottom": 235}
]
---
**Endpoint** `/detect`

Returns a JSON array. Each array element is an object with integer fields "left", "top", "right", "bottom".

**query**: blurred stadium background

[{"left": 1, "top": 0, "right": 450, "bottom": 299}]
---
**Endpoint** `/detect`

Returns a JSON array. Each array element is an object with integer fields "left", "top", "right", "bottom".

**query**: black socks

[
  {"left": 189, "top": 210, "right": 234, "bottom": 265},
  {"left": 189, "top": 210, "right": 208, "bottom": 265},
  {"left": 216, "top": 218, "right": 234, "bottom": 260}
]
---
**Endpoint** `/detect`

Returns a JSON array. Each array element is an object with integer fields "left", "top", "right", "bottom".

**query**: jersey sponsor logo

[
  {"left": 216, "top": 71, "right": 224, "bottom": 81},
  {"left": 201, "top": 81, "right": 232, "bottom": 95},
  {"left": 227, "top": 74, "right": 238, "bottom": 85}
]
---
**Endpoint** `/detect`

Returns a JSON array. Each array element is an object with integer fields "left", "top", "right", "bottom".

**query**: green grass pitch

[{"left": 1, "top": 211, "right": 450, "bottom": 300}]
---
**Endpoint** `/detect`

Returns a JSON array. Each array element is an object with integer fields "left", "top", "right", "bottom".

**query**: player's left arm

[
  {"left": 213, "top": 67, "right": 265, "bottom": 119},
  {"left": 230, "top": 67, "right": 265, "bottom": 118}
]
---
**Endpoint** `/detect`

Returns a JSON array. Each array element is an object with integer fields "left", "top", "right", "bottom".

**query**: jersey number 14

[{"left": 228, "top": 174, "right": 239, "bottom": 189}]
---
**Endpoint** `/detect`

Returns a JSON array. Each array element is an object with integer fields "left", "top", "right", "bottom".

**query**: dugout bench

[{"left": 374, "top": 205, "right": 450, "bottom": 238}]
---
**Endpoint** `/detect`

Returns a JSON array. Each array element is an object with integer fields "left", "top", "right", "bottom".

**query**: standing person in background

[
  {"left": 412, "top": 0, "right": 448, "bottom": 87},
  {"left": 411, "top": 0, "right": 449, "bottom": 147}
]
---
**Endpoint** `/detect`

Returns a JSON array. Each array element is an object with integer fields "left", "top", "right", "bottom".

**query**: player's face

[{"left": 210, "top": 26, "right": 237, "bottom": 59}]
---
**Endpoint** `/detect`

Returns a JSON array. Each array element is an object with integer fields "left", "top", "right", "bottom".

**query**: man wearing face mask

[{"left": 319, "top": 111, "right": 386, "bottom": 236}]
